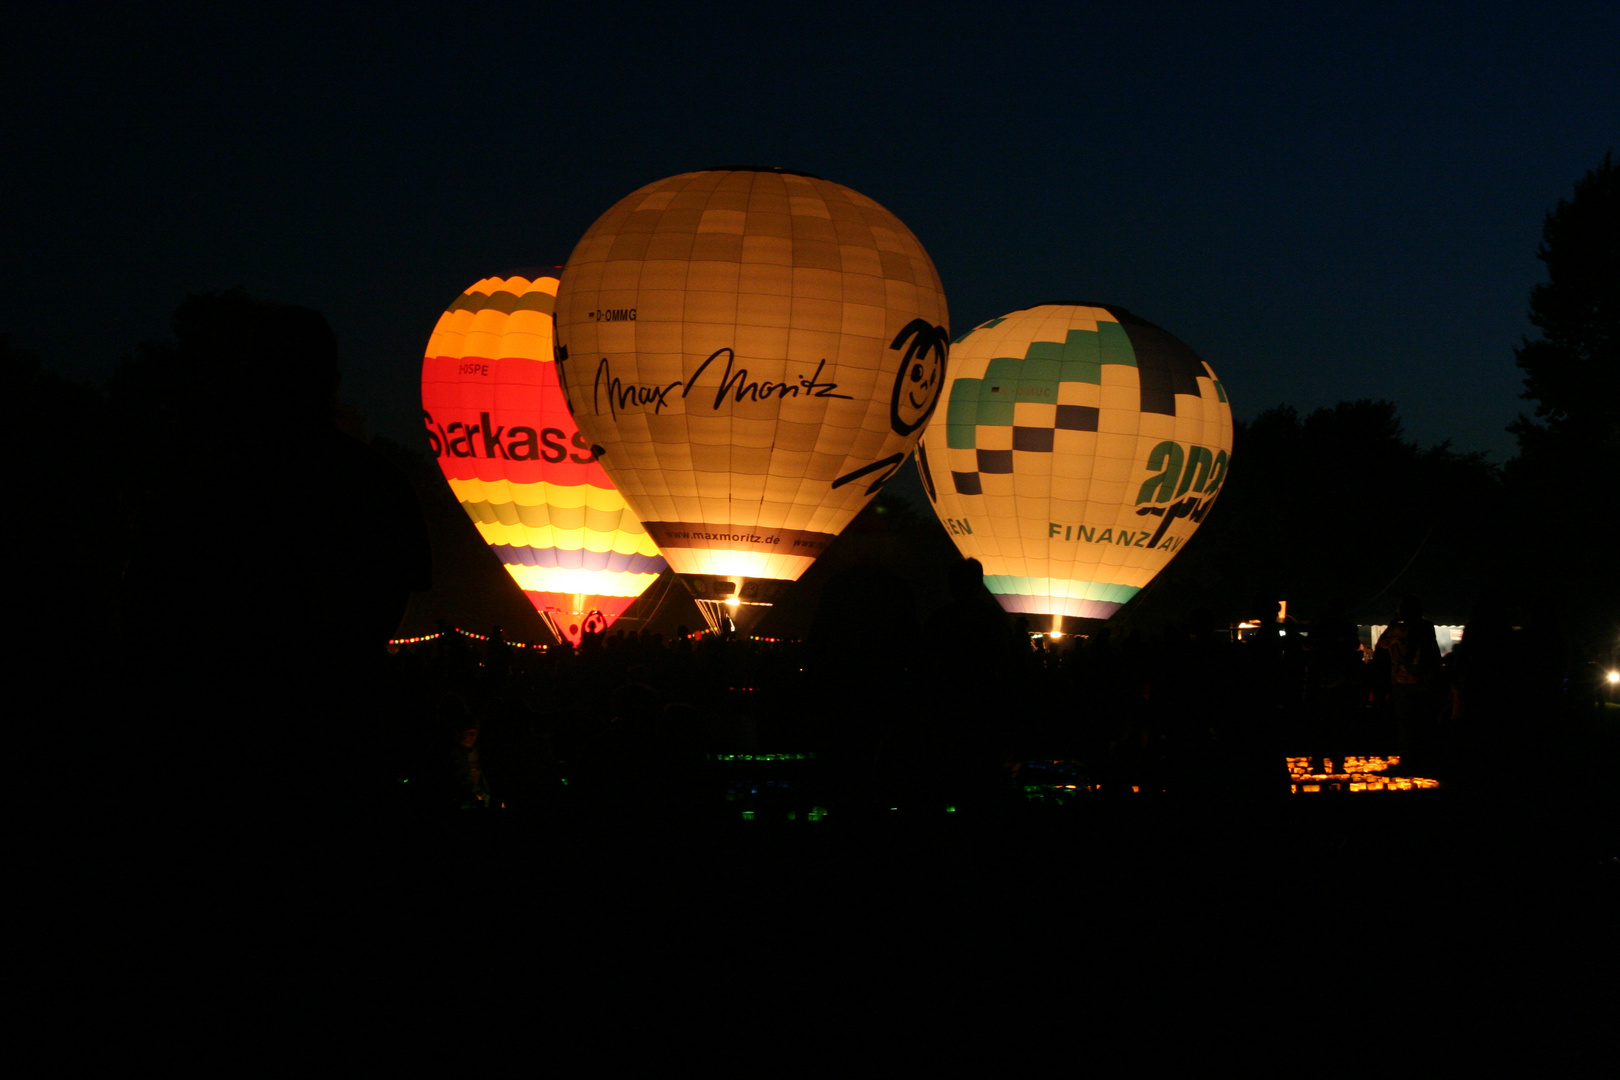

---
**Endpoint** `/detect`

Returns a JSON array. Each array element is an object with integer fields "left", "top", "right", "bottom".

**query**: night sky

[{"left": 6, "top": 2, "right": 1615, "bottom": 463}]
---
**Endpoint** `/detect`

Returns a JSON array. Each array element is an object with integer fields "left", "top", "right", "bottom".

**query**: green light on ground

[
  {"left": 742, "top": 811, "right": 755, "bottom": 821},
  {"left": 708, "top": 752, "right": 817, "bottom": 761}
]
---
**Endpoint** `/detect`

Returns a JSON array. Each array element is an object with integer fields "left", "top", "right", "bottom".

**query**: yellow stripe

[
  {"left": 448, "top": 477, "right": 635, "bottom": 515},
  {"left": 425, "top": 277, "right": 560, "bottom": 360},
  {"left": 474, "top": 520, "right": 662, "bottom": 556},
  {"left": 425, "top": 307, "right": 481, "bottom": 360},
  {"left": 504, "top": 565, "right": 660, "bottom": 597},
  {"left": 460, "top": 306, "right": 509, "bottom": 359},
  {"left": 498, "top": 309, "right": 553, "bottom": 363}
]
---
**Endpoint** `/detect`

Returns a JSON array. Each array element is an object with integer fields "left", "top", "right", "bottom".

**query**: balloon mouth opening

[
  {"left": 677, "top": 574, "right": 793, "bottom": 636},
  {"left": 693, "top": 597, "right": 774, "bottom": 635},
  {"left": 1029, "top": 613, "right": 1110, "bottom": 637}
]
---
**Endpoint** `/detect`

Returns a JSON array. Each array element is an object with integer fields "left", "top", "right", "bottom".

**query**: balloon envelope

[
  {"left": 917, "top": 304, "right": 1232, "bottom": 629},
  {"left": 421, "top": 274, "right": 667, "bottom": 643},
  {"left": 552, "top": 168, "right": 949, "bottom": 630}
]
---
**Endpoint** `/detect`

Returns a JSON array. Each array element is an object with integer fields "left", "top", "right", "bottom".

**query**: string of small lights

[
  {"left": 386, "top": 627, "right": 550, "bottom": 649},
  {"left": 387, "top": 632, "right": 444, "bottom": 646},
  {"left": 448, "top": 627, "right": 545, "bottom": 648},
  {"left": 677, "top": 628, "right": 790, "bottom": 647},
  {"left": 387, "top": 626, "right": 802, "bottom": 649}
]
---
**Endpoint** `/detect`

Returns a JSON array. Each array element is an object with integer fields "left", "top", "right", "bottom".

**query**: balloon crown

[
  {"left": 699, "top": 165, "right": 824, "bottom": 179},
  {"left": 1024, "top": 302, "right": 1144, "bottom": 323}
]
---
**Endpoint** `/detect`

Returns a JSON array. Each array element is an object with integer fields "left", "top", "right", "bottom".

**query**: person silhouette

[
  {"left": 1376, "top": 595, "right": 1444, "bottom": 773},
  {"left": 119, "top": 290, "right": 430, "bottom": 820}
]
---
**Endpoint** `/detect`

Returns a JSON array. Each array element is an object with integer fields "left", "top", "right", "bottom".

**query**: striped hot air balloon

[
  {"left": 421, "top": 273, "right": 667, "bottom": 644},
  {"left": 917, "top": 303, "right": 1233, "bottom": 631}
]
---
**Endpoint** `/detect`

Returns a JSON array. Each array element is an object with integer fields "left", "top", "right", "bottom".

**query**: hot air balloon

[
  {"left": 917, "top": 304, "right": 1232, "bottom": 631},
  {"left": 552, "top": 168, "right": 949, "bottom": 632},
  {"left": 422, "top": 273, "right": 667, "bottom": 644}
]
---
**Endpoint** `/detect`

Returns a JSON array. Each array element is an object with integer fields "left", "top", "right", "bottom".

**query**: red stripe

[
  {"left": 523, "top": 591, "right": 639, "bottom": 645},
  {"left": 522, "top": 591, "right": 638, "bottom": 619},
  {"left": 422, "top": 354, "right": 613, "bottom": 488}
]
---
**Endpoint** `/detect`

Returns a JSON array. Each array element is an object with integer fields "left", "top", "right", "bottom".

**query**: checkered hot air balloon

[
  {"left": 421, "top": 274, "right": 667, "bottom": 644},
  {"left": 917, "top": 304, "right": 1233, "bottom": 631},
  {"left": 552, "top": 169, "right": 949, "bottom": 633}
]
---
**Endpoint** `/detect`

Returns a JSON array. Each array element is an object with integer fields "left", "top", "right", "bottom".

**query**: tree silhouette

[
  {"left": 1124, "top": 400, "right": 1499, "bottom": 629},
  {"left": 113, "top": 290, "right": 431, "bottom": 817},
  {"left": 1502, "top": 153, "right": 1618, "bottom": 658},
  {"left": 1509, "top": 151, "right": 1618, "bottom": 458}
]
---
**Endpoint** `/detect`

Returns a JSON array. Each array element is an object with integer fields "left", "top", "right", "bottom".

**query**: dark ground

[
  {"left": 22, "top": 603, "right": 1616, "bottom": 1042},
  {"left": 48, "top": 706, "right": 1616, "bottom": 1036}
]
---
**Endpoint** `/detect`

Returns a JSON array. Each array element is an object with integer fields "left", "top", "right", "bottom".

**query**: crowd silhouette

[{"left": 295, "top": 577, "right": 1601, "bottom": 828}]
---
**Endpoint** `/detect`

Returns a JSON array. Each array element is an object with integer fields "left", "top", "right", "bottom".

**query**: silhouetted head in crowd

[{"left": 947, "top": 557, "right": 987, "bottom": 602}]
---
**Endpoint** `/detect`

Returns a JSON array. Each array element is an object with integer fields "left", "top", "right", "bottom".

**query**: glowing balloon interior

[
  {"left": 422, "top": 275, "right": 667, "bottom": 644},
  {"left": 917, "top": 304, "right": 1232, "bottom": 629},
  {"left": 552, "top": 168, "right": 949, "bottom": 631}
]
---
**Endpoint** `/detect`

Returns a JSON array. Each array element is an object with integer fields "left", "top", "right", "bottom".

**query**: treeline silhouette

[
  {"left": 9, "top": 284, "right": 1614, "bottom": 826},
  {"left": 12, "top": 286, "right": 1615, "bottom": 1019}
]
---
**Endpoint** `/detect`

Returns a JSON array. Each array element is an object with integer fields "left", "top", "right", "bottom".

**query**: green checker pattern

[{"left": 946, "top": 322, "right": 1136, "bottom": 493}]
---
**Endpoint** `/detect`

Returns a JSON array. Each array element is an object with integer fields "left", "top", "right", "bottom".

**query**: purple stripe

[
  {"left": 994, "top": 593, "right": 1125, "bottom": 620},
  {"left": 492, "top": 544, "right": 667, "bottom": 576}
]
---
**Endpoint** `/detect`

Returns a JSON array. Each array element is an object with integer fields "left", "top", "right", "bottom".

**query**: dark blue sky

[{"left": 6, "top": 2, "right": 1615, "bottom": 462}]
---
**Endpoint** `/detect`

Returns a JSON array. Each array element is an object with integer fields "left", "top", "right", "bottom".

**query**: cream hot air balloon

[
  {"left": 422, "top": 273, "right": 667, "bottom": 644},
  {"left": 917, "top": 304, "right": 1232, "bottom": 631},
  {"left": 552, "top": 168, "right": 949, "bottom": 632}
]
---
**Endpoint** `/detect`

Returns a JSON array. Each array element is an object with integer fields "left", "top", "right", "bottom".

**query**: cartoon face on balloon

[
  {"left": 552, "top": 168, "right": 951, "bottom": 623},
  {"left": 889, "top": 319, "right": 950, "bottom": 436}
]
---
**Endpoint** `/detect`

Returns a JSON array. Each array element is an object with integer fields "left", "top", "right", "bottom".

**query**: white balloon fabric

[
  {"left": 553, "top": 168, "right": 949, "bottom": 630},
  {"left": 917, "top": 304, "right": 1232, "bottom": 629}
]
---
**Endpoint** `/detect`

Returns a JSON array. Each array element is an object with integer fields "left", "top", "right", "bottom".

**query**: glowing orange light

[
  {"left": 422, "top": 275, "right": 666, "bottom": 645},
  {"left": 553, "top": 168, "right": 948, "bottom": 634},
  {"left": 1286, "top": 754, "right": 1435, "bottom": 792}
]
